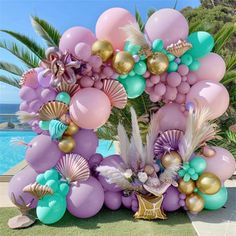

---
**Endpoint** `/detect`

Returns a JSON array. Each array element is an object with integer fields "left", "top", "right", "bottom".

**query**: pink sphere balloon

[
  {"left": 96, "top": 8, "right": 135, "bottom": 50},
  {"left": 202, "top": 146, "right": 236, "bottom": 181},
  {"left": 104, "top": 191, "right": 122, "bottom": 210},
  {"left": 69, "top": 88, "right": 111, "bottom": 129},
  {"left": 145, "top": 8, "right": 189, "bottom": 47},
  {"left": 156, "top": 103, "right": 186, "bottom": 131},
  {"left": 59, "top": 26, "right": 96, "bottom": 55},
  {"left": 194, "top": 53, "right": 226, "bottom": 82},
  {"left": 67, "top": 177, "right": 104, "bottom": 218},
  {"left": 186, "top": 81, "right": 229, "bottom": 119}
]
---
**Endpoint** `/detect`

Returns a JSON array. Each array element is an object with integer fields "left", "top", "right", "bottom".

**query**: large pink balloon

[
  {"left": 67, "top": 177, "right": 104, "bottom": 218},
  {"left": 202, "top": 146, "right": 236, "bottom": 181},
  {"left": 186, "top": 81, "right": 229, "bottom": 120},
  {"left": 194, "top": 53, "right": 226, "bottom": 82},
  {"left": 156, "top": 103, "right": 186, "bottom": 132},
  {"left": 69, "top": 88, "right": 111, "bottom": 129},
  {"left": 59, "top": 26, "right": 96, "bottom": 55},
  {"left": 145, "top": 8, "right": 189, "bottom": 47},
  {"left": 96, "top": 7, "right": 135, "bottom": 50}
]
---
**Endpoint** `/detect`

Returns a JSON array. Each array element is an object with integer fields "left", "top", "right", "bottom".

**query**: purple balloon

[
  {"left": 28, "top": 99, "right": 42, "bottom": 112},
  {"left": 104, "top": 191, "right": 122, "bottom": 210},
  {"left": 40, "top": 88, "right": 56, "bottom": 103},
  {"left": 19, "top": 86, "right": 38, "bottom": 102},
  {"left": 122, "top": 195, "right": 132, "bottom": 209},
  {"left": 67, "top": 177, "right": 104, "bottom": 218},
  {"left": 25, "top": 134, "right": 62, "bottom": 173},
  {"left": 19, "top": 101, "right": 29, "bottom": 112},
  {"left": 88, "top": 153, "right": 103, "bottom": 169},
  {"left": 162, "top": 186, "right": 181, "bottom": 212},
  {"left": 38, "top": 71, "right": 51, "bottom": 88},
  {"left": 8, "top": 166, "right": 38, "bottom": 208},
  {"left": 98, "top": 155, "right": 123, "bottom": 192},
  {"left": 73, "top": 129, "right": 98, "bottom": 160},
  {"left": 30, "top": 119, "right": 42, "bottom": 134}
]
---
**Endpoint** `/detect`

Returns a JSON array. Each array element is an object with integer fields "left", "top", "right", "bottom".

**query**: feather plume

[
  {"left": 16, "top": 111, "right": 38, "bottom": 123},
  {"left": 122, "top": 23, "right": 150, "bottom": 49},
  {"left": 178, "top": 103, "right": 218, "bottom": 162}
]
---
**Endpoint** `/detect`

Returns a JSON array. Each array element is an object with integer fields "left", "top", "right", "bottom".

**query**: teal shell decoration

[{"left": 49, "top": 119, "right": 68, "bottom": 140}]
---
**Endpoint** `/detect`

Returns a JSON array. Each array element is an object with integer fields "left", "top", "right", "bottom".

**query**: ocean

[{"left": 0, "top": 104, "right": 20, "bottom": 122}]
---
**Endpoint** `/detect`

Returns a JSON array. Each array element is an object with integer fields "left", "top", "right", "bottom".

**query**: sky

[{"left": 0, "top": 0, "right": 200, "bottom": 104}]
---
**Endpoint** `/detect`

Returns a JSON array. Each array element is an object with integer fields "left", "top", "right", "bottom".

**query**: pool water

[{"left": 0, "top": 131, "right": 115, "bottom": 175}]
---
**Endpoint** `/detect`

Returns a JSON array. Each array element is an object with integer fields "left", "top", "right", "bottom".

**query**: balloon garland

[{"left": 7, "top": 7, "right": 235, "bottom": 229}]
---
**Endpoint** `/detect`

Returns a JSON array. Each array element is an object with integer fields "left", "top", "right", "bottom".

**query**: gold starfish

[{"left": 134, "top": 194, "right": 167, "bottom": 220}]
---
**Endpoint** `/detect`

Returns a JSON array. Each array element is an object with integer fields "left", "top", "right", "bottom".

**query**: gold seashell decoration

[
  {"left": 54, "top": 82, "right": 80, "bottom": 96},
  {"left": 23, "top": 182, "right": 53, "bottom": 199},
  {"left": 166, "top": 39, "right": 192, "bottom": 58}
]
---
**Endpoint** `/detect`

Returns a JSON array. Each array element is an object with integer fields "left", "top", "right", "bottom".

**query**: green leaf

[
  {"left": 225, "top": 54, "right": 236, "bottom": 71},
  {"left": 147, "top": 8, "right": 156, "bottom": 18},
  {"left": 222, "top": 70, "right": 236, "bottom": 84},
  {"left": 0, "top": 61, "right": 24, "bottom": 76},
  {"left": 31, "top": 16, "right": 61, "bottom": 47},
  {"left": 0, "top": 41, "right": 40, "bottom": 68},
  {"left": 0, "top": 29, "right": 45, "bottom": 60},
  {"left": 0, "top": 75, "right": 20, "bottom": 88},
  {"left": 135, "top": 7, "right": 144, "bottom": 32}
]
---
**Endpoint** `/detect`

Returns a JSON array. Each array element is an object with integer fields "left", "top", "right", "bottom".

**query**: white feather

[{"left": 16, "top": 111, "right": 38, "bottom": 123}]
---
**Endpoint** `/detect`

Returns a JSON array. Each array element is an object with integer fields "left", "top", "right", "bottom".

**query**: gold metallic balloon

[
  {"left": 178, "top": 179, "right": 196, "bottom": 195},
  {"left": 147, "top": 52, "right": 169, "bottom": 75},
  {"left": 64, "top": 122, "right": 79, "bottom": 136},
  {"left": 58, "top": 136, "right": 75, "bottom": 153},
  {"left": 185, "top": 193, "right": 204, "bottom": 213},
  {"left": 92, "top": 40, "right": 114, "bottom": 62},
  {"left": 112, "top": 51, "right": 135, "bottom": 75},
  {"left": 161, "top": 151, "right": 182, "bottom": 168},
  {"left": 196, "top": 172, "right": 221, "bottom": 195}
]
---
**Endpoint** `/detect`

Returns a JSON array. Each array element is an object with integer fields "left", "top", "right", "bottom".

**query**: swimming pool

[{"left": 0, "top": 131, "right": 115, "bottom": 175}]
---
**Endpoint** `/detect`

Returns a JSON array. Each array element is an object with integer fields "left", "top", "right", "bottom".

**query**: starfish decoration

[{"left": 134, "top": 194, "right": 167, "bottom": 220}]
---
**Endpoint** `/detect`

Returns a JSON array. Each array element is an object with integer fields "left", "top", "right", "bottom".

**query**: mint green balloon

[
  {"left": 120, "top": 75, "right": 146, "bottom": 99},
  {"left": 129, "top": 70, "right": 135, "bottom": 76},
  {"left": 181, "top": 53, "right": 193, "bottom": 66},
  {"left": 59, "top": 182, "right": 69, "bottom": 196},
  {"left": 189, "top": 60, "right": 200, "bottom": 71},
  {"left": 190, "top": 156, "right": 207, "bottom": 174},
  {"left": 134, "top": 61, "right": 147, "bottom": 75},
  {"left": 56, "top": 92, "right": 70, "bottom": 105},
  {"left": 168, "top": 61, "right": 178, "bottom": 72},
  {"left": 187, "top": 31, "right": 214, "bottom": 58},
  {"left": 198, "top": 187, "right": 228, "bottom": 210},
  {"left": 44, "top": 169, "right": 59, "bottom": 181},
  {"left": 127, "top": 43, "right": 141, "bottom": 55},
  {"left": 39, "top": 120, "right": 50, "bottom": 130},
  {"left": 152, "top": 39, "right": 164, "bottom": 52},
  {"left": 36, "top": 173, "right": 46, "bottom": 185},
  {"left": 167, "top": 53, "right": 175, "bottom": 62}
]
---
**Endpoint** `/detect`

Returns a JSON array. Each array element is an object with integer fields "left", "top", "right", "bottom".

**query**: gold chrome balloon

[
  {"left": 147, "top": 52, "right": 169, "bottom": 75},
  {"left": 112, "top": 51, "right": 135, "bottom": 75},
  {"left": 92, "top": 40, "right": 114, "bottom": 62},
  {"left": 185, "top": 193, "right": 204, "bottom": 213},
  {"left": 58, "top": 136, "right": 75, "bottom": 153},
  {"left": 196, "top": 172, "right": 221, "bottom": 195},
  {"left": 161, "top": 151, "right": 182, "bottom": 168},
  {"left": 178, "top": 179, "right": 195, "bottom": 195},
  {"left": 64, "top": 122, "right": 79, "bottom": 136}
]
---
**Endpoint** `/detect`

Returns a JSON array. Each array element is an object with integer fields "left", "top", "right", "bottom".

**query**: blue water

[
  {"left": 0, "top": 131, "right": 115, "bottom": 175},
  {"left": 0, "top": 104, "right": 19, "bottom": 113}
]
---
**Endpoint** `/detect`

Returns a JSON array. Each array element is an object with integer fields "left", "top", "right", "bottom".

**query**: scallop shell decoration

[
  {"left": 56, "top": 154, "right": 90, "bottom": 183},
  {"left": 23, "top": 182, "right": 53, "bottom": 199},
  {"left": 154, "top": 130, "right": 183, "bottom": 158},
  {"left": 54, "top": 82, "right": 80, "bottom": 96},
  {"left": 102, "top": 79, "right": 127, "bottom": 109},
  {"left": 38, "top": 101, "right": 68, "bottom": 121},
  {"left": 19, "top": 69, "right": 37, "bottom": 87},
  {"left": 166, "top": 39, "right": 192, "bottom": 58}
]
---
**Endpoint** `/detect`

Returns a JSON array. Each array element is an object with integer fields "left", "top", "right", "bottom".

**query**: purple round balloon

[
  {"left": 122, "top": 195, "right": 132, "bottom": 209},
  {"left": 38, "top": 71, "right": 51, "bottom": 88},
  {"left": 162, "top": 186, "right": 181, "bottom": 212},
  {"left": 73, "top": 129, "right": 98, "bottom": 160},
  {"left": 25, "top": 134, "right": 62, "bottom": 173},
  {"left": 19, "top": 101, "right": 29, "bottom": 112},
  {"left": 104, "top": 191, "right": 122, "bottom": 210},
  {"left": 19, "top": 86, "right": 38, "bottom": 102},
  {"left": 67, "top": 177, "right": 104, "bottom": 218},
  {"left": 88, "top": 153, "right": 103, "bottom": 169},
  {"left": 8, "top": 166, "right": 38, "bottom": 208},
  {"left": 40, "top": 88, "right": 56, "bottom": 103},
  {"left": 28, "top": 99, "right": 42, "bottom": 112}
]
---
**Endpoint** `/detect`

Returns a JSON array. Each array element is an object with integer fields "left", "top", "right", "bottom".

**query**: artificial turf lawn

[{"left": 0, "top": 207, "right": 196, "bottom": 236}]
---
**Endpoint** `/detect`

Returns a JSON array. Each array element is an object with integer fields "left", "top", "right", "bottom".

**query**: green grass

[{"left": 0, "top": 207, "right": 196, "bottom": 236}]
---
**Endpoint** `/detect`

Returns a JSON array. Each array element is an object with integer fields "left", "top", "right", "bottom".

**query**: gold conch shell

[
  {"left": 166, "top": 39, "right": 192, "bottom": 57},
  {"left": 23, "top": 182, "right": 53, "bottom": 199}
]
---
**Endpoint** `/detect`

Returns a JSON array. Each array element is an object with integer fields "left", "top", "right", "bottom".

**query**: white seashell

[{"left": 166, "top": 39, "right": 192, "bottom": 57}]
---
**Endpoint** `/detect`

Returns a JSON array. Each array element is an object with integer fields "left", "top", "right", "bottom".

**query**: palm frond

[
  {"left": 147, "top": 8, "right": 156, "bottom": 18},
  {"left": 0, "top": 30, "right": 45, "bottom": 60},
  {"left": 225, "top": 54, "right": 236, "bottom": 71},
  {"left": 0, "top": 75, "right": 20, "bottom": 88},
  {"left": 135, "top": 7, "right": 144, "bottom": 32},
  {"left": 0, "top": 61, "right": 24, "bottom": 76},
  {"left": 31, "top": 16, "right": 61, "bottom": 47},
  {"left": 222, "top": 70, "right": 236, "bottom": 85},
  {"left": 189, "top": 21, "right": 203, "bottom": 34}
]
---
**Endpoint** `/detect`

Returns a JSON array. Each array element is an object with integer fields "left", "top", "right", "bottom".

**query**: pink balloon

[
  {"left": 202, "top": 146, "right": 236, "bottom": 181},
  {"left": 145, "top": 8, "right": 189, "bottom": 47},
  {"left": 156, "top": 103, "right": 186, "bottom": 131},
  {"left": 104, "top": 191, "right": 122, "bottom": 210},
  {"left": 19, "top": 86, "right": 37, "bottom": 102},
  {"left": 96, "top": 8, "right": 135, "bottom": 50},
  {"left": 186, "top": 81, "right": 229, "bottom": 119},
  {"left": 194, "top": 53, "right": 226, "bottom": 82},
  {"left": 75, "top": 42, "right": 92, "bottom": 61},
  {"left": 59, "top": 26, "right": 96, "bottom": 55},
  {"left": 69, "top": 88, "right": 111, "bottom": 129}
]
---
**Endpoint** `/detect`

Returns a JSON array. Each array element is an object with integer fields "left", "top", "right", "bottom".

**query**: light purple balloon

[
  {"left": 38, "top": 71, "right": 51, "bottom": 88},
  {"left": 8, "top": 166, "right": 38, "bottom": 208},
  {"left": 98, "top": 155, "right": 123, "bottom": 192},
  {"left": 30, "top": 118, "right": 42, "bottom": 134},
  {"left": 25, "top": 134, "right": 62, "bottom": 173},
  {"left": 162, "top": 186, "right": 181, "bottom": 212},
  {"left": 19, "top": 101, "right": 29, "bottom": 111},
  {"left": 28, "top": 99, "right": 42, "bottom": 112},
  {"left": 104, "top": 191, "right": 122, "bottom": 210},
  {"left": 73, "top": 129, "right": 98, "bottom": 160},
  {"left": 40, "top": 88, "right": 56, "bottom": 103},
  {"left": 88, "top": 153, "right": 103, "bottom": 169},
  {"left": 122, "top": 195, "right": 132, "bottom": 209},
  {"left": 59, "top": 26, "right": 96, "bottom": 55},
  {"left": 19, "top": 86, "right": 38, "bottom": 102},
  {"left": 67, "top": 176, "right": 104, "bottom": 218}
]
